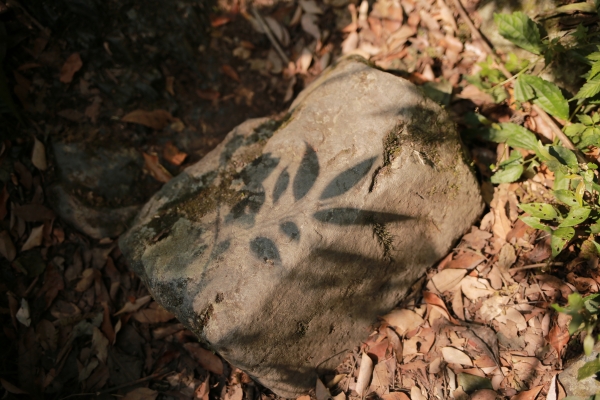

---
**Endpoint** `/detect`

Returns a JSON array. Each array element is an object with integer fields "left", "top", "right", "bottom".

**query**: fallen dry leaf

[
  {"left": 92, "top": 327, "right": 109, "bottom": 364},
  {"left": 163, "top": 142, "right": 187, "bottom": 166},
  {"left": 222, "top": 65, "right": 241, "bottom": 82},
  {"left": 122, "top": 109, "right": 173, "bottom": 130},
  {"left": 16, "top": 298, "right": 31, "bottom": 327},
  {"left": 132, "top": 305, "right": 175, "bottom": 324},
  {"left": 0, "top": 378, "right": 28, "bottom": 394},
  {"left": 60, "top": 53, "right": 83, "bottom": 83},
  {"left": 22, "top": 225, "right": 44, "bottom": 251},
  {"left": 510, "top": 385, "right": 542, "bottom": 400},
  {"left": 431, "top": 268, "right": 467, "bottom": 292},
  {"left": 114, "top": 295, "right": 152, "bottom": 315},
  {"left": 31, "top": 137, "right": 47, "bottom": 170},
  {"left": 547, "top": 325, "right": 570, "bottom": 357},
  {"left": 123, "top": 387, "right": 158, "bottom": 400},
  {"left": 264, "top": 16, "right": 290, "bottom": 47},
  {"left": 75, "top": 269, "right": 98, "bottom": 292},
  {"left": 142, "top": 152, "right": 172, "bottom": 183},
  {"left": 382, "top": 309, "right": 423, "bottom": 335},
  {"left": 461, "top": 276, "right": 494, "bottom": 301},
  {"left": 183, "top": 342, "right": 224, "bottom": 375},
  {"left": 13, "top": 204, "right": 55, "bottom": 221},
  {"left": 301, "top": 13, "right": 321, "bottom": 41},
  {"left": 355, "top": 352, "right": 374, "bottom": 396},
  {"left": 442, "top": 346, "right": 473, "bottom": 366},
  {"left": 381, "top": 392, "right": 410, "bottom": 400},
  {"left": 211, "top": 15, "right": 231, "bottom": 27}
]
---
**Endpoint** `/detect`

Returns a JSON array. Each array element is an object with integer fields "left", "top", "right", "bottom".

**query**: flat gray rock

[{"left": 119, "top": 56, "right": 484, "bottom": 397}]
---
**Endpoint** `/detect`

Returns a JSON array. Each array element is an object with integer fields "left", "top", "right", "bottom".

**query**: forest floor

[{"left": 0, "top": 0, "right": 598, "bottom": 399}]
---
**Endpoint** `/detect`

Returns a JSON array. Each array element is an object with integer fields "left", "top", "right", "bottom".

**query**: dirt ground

[{"left": 0, "top": 0, "right": 599, "bottom": 399}]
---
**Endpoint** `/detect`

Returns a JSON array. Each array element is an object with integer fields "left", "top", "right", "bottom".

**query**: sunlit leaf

[
  {"left": 519, "top": 216, "right": 551, "bottom": 231},
  {"left": 494, "top": 12, "right": 544, "bottom": 55},
  {"left": 575, "top": 76, "right": 600, "bottom": 99},
  {"left": 519, "top": 203, "right": 559, "bottom": 219},
  {"left": 553, "top": 189, "right": 580, "bottom": 207},
  {"left": 520, "top": 75, "right": 569, "bottom": 120},
  {"left": 550, "top": 226, "right": 575, "bottom": 258},
  {"left": 559, "top": 207, "right": 591, "bottom": 227}
]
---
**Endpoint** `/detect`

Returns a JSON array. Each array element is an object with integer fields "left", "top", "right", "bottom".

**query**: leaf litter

[{"left": 0, "top": 0, "right": 596, "bottom": 398}]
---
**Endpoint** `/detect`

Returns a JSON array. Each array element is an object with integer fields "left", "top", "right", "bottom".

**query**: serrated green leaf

[
  {"left": 549, "top": 145, "right": 578, "bottom": 168},
  {"left": 589, "top": 61, "right": 600, "bottom": 80},
  {"left": 564, "top": 123, "right": 588, "bottom": 138},
  {"left": 551, "top": 226, "right": 575, "bottom": 258},
  {"left": 514, "top": 75, "right": 535, "bottom": 102},
  {"left": 578, "top": 357, "right": 600, "bottom": 380},
  {"left": 575, "top": 76, "right": 600, "bottom": 99},
  {"left": 591, "top": 223, "right": 600, "bottom": 234},
  {"left": 496, "top": 123, "right": 538, "bottom": 150},
  {"left": 554, "top": 189, "right": 581, "bottom": 207},
  {"left": 491, "top": 163, "right": 523, "bottom": 183},
  {"left": 519, "top": 216, "right": 551, "bottom": 231},
  {"left": 559, "top": 207, "right": 591, "bottom": 227},
  {"left": 519, "top": 203, "right": 559, "bottom": 219},
  {"left": 578, "top": 114, "right": 595, "bottom": 125},
  {"left": 554, "top": 170, "right": 571, "bottom": 191},
  {"left": 520, "top": 75, "right": 569, "bottom": 120},
  {"left": 494, "top": 12, "right": 544, "bottom": 55}
]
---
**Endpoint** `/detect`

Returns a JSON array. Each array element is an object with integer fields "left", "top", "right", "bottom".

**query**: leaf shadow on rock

[{"left": 211, "top": 238, "right": 442, "bottom": 396}]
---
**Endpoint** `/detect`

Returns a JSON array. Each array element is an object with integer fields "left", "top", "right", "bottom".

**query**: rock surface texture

[{"left": 119, "top": 57, "right": 484, "bottom": 397}]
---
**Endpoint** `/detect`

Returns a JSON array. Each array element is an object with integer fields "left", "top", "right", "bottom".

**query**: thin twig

[
  {"left": 451, "top": 0, "right": 585, "bottom": 161},
  {"left": 250, "top": 5, "right": 290, "bottom": 64},
  {"left": 509, "top": 262, "right": 564, "bottom": 272}
]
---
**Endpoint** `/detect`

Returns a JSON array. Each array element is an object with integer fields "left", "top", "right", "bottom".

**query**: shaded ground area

[{"left": 1, "top": 0, "right": 599, "bottom": 399}]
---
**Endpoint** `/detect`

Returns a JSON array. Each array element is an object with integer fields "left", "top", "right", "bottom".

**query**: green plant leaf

[
  {"left": 549, "top": 145, "right": 579, "bottom": 168},
  {"left": 551, "top": 226, "right": 575, "bottom": 258},
  {"left": 484, "top": 123, "right": 538, "bottom": 151},
  {"left": 519, "top": 216, "right": 551, "bottom": 231},
  {"left": 575, "top": 76, "right": 600, "bottom": 99},
  {"left": 559, "top": 207, "right": 591, "bottom": 227},
  {"left": 491, "top": 163, "right": 523, "bottom": 183},
  {"left": 578, "top": 114, "right": 595, "bottom": 125},
  {"left": 554, "top": 189, "right": 581, "bottom": 207},
  {"left": 514, "top": 75, "right": 535, "bottom": 102},
  {"left": 519, "top": 75, "right": 569, "bottom": 120},
  {"left": 519, "top": 203, "right": 559, "bottom": 219},
  {"left": 577, "top": 357, "right": 600, "bottom": 380},
  {"left": 589, "top": 61, "right": 600, "bottom": 80},
  {"left": 494, "top": 12, "right": 544, "bottom": 55},
  {"left": 564, "top": 123, "right": 588, "bottom": 138},
  {"left": 504, "top": 53, "right": 529, "bottom": 74}
]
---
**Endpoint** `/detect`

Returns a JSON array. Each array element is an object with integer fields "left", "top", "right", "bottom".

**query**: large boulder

[{"left": 119, "top": 56, "right": 484, "bottom": 397}]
